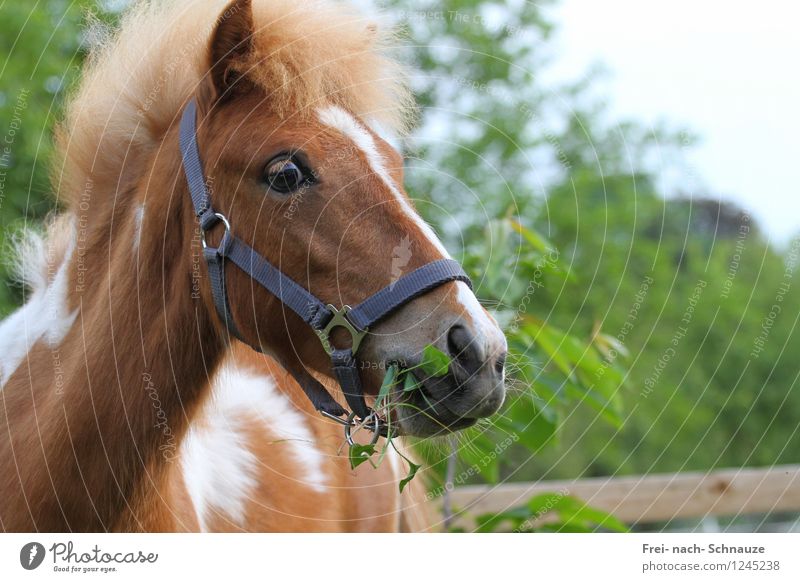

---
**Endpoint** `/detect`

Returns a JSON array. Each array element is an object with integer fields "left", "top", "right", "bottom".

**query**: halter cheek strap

[{"left": 179, "top": 99, "right": 472, "bottom": 434}]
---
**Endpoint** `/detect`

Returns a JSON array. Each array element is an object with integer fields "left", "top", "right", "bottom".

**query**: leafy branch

[{"left": 347, "top": 345, "right": 452, "bottom": 492}]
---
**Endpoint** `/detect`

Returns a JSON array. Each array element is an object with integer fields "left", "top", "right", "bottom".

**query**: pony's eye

[{"left": 264, "top": 156, "right": 312, "bottom": 194}]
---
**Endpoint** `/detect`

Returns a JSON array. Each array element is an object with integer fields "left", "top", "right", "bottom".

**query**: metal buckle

[
  {"left": 200, "top": 212, "right": 231, "bottom": 249},
  {"left": 314, "top": 304, "right": 368, "bottom": 355},
  {"left": 320, "top": 410, "right": 389, "bottom": 444},
  {"left": 345, "top": 412, "right": 381, "bottom": 446}
]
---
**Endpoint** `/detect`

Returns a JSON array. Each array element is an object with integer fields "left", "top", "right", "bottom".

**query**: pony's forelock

[{"left": 54, "top": 0, "right": 413, "bottom": 211}]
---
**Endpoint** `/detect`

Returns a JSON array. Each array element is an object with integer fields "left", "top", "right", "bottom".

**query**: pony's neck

[{"left": 16, "top": 130, "right": 225, "bottom": 531}]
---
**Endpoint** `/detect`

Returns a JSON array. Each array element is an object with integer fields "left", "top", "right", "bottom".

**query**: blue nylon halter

[{"left": 179, "top": 99, "right": 472, "bottom": 433}]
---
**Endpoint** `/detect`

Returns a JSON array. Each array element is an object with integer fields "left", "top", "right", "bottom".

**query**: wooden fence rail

[{"left": 446, "top": 464, "right": 800, "bottom": 527}]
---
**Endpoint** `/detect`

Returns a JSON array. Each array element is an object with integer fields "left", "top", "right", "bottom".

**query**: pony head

[
  {"left": 60, "top": 0, "right": 507, "bottom": 436},
  {"left": 190, "top": 0, "right": 507, "bottom": 435}
]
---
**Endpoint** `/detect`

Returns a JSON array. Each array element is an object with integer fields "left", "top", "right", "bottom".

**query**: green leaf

[
  {"left": 539, "top": 522, "right": 596, "bottom": 533},
  {"left": 419, "top": 345, "right": 451, "bottom": 377},
  {"left": 553, "top": 496, "right": 629, "bottom": 533},
  {"left": 376, "top": 364, "right": 399, "bottom": 408},
  {"left": 507, "top": 218, "right": 553, "bottom": 254},
  {"left": 475, "top": 506, "right": 533, "bottom": 532},
  {"left": 522, "top": 317, "right": 575, "bottom": 380},
  {"left": 456, "top": 431, "right": 502, "bottom": 483},
  {"left": 492, "top": 396, "right": 558, "bottom": 452},
  {"left": 564, "top": 383, "right": 623, "bottom": 428},
  {"left": 403, "top": 372, "right": 420, "bottom": 392},
  {"left": 475, "top": 513, "right": 515, "bottom": 533},
  {"left": 526, "top": 492, "right": 568, "bottom": 515},
  {"left": 348, "top": 443, "right": 376, "bottom": 469},
  {"left": 472, "top": 493, "right": 628, "bottom": 532},
  {"left": 398, "top": 460, "right": 421, "bottom": 493},
  {"left": 593, "top": 331, "right": 630, "bottom": 359}
]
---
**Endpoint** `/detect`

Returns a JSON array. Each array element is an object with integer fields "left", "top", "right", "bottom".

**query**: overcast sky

[{"left": 547, "top": 0, "right": 800, "bottom": 244}]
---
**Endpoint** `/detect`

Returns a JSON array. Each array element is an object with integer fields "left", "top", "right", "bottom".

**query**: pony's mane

[{"left": 54, "top": 0, "right": 413, "bottom": 210}]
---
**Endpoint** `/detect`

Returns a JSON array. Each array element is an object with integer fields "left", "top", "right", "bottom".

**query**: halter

[{"left": 179, "top": 100, "right": 472, "bottom": 439}]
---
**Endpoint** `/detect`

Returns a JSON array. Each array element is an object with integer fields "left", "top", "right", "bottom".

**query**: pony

[{"left": 0, "top": 0, "right": 507, "bottom": 532}]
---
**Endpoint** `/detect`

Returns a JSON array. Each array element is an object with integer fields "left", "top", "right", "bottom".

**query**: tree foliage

[{"left": 393, "top": 0, "right": 800, "bottom": 497}]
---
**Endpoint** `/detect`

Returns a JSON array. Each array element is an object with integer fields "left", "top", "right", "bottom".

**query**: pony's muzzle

[
  {"left": 441, "top": 322, "right": 507, "bottom": 418},
  {"left": 359, "top": 280, "right": 508, "bottom": 435},
  {"left": 413, "top": 318, "right": 507, "bottom": 420}
]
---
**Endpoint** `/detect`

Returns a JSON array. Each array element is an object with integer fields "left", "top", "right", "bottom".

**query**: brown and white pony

[{"left": 0, "top": 0, "right": 506, "bottom": 532}]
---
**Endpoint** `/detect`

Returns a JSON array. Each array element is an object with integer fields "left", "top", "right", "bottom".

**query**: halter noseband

[{"left": 179, "top": 99, "right": 472, "bottom": 438}]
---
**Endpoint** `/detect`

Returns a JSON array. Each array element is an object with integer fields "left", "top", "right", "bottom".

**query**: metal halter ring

[
  {"left": 344, "top": 412, "right": 381, "bottom": 446},
  {"left": 315, "top": 304, "right": 368, "bottom": 356},
  {"left": 200, "top": 212, "right": 231, "bottom": 250}
]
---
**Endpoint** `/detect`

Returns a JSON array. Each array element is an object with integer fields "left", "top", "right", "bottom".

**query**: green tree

[{"left": 391, "top": 0, "right": 800, "bottom": 503}]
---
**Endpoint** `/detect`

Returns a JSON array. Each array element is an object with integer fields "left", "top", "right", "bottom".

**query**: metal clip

[
  {"left": 314, "top": 304, "right": 368, "bottom": 356},
  {"left": 319, "top": 410, "right": 389, "bottom": 445},
  {"left": 344, "top": 412, "right": 382, "bottom": 446},
  {"left": 200, "top": 212, "right": 231, "bottom": 249}
]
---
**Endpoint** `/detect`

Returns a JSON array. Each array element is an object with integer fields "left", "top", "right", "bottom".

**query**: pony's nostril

[
  {"left": 494, "top": 352, "right": 507, "bottom": 376},
  {"left": 446, "top": 324, "right": 482, "bottom": 374}
]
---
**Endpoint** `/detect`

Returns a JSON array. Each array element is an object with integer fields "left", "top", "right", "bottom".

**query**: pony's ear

[{"left": 207, "top": 0, "right": 255, "bottom": 102}]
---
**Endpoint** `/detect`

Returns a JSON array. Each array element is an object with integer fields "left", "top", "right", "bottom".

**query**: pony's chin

[{"left": 392, "top": 380, "right": 479, "bottom": 437}]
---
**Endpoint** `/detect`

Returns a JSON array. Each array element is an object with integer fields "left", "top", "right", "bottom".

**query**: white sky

[{"left": 547, "top": 0, "right": 800, "bottom": 244}]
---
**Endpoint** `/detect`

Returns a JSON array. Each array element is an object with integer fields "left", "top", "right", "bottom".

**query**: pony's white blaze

[
  {"left": 455, "top": 281, "right": 506, "bottom": 359},
  {"left": 317, "top": 105, "right": 503, "bottom": 348},
  {"left": 181, "top": 360, "right": 328, "bottom": 529},
  {"left": 317, "top": 105, "right": 450, "bottom": 258},
  {"left": 0, "top": 226, "right": 78, "bottom": 388}
]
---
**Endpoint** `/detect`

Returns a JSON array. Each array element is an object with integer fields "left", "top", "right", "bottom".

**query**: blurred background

[{"left": 1, "top": 0, "right": 798, "bottom": 531}]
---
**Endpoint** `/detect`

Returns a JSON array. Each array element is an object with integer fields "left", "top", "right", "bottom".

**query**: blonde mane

[{"left": 54, "top": 0, "right": 413, "bottom": 210}]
